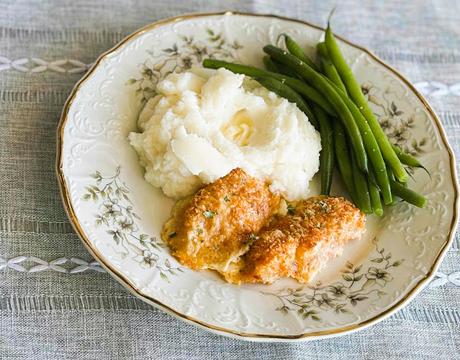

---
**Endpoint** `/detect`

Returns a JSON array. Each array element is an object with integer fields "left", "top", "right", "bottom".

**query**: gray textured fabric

[{"left": 0, "top": 0, "right": 459, "bottom": 358}]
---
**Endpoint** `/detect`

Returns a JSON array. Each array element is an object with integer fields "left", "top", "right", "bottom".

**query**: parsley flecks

[
  {"left": 196, "top": 228, "right": 203, "bottom": 235},
  {"left": 203, "top": 210, "right": 216, "bottom": 218},
  {"left": 248, "top": 233, "right": 259, "bottom": 241},
  {"left": 317, "top": 200, "right": 331, "bottom": 213},
  {"left": 223, "top": 195, "right": 230, "bottom": 202},
  {"left": 287, "top": 203, "right": 295, "bottom": 215},
  {"left": 304, "top": 209, "right": 315, "bottom": 217}
]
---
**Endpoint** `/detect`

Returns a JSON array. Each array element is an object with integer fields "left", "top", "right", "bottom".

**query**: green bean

[
  {"left": 268, "top": 57, "right": 300, "bottom": 78},
  {"left": 351, "top": 151, "right": 372, "bottom": 214},
  {"left": 202, "top": 59, "right": 335, "bottom": 115},
  {"left": 280, "top": 34, "right": 319, "bottom": 71},
  {"left": 322, "top": 75, "right": 393, "bottom": 204},
  {"left": 264, "top": 55, "right": 298, "bottom": 78},
  {"left": 277, "top": 63, "right": 302, "bottom": 78},
  {"left": 254, "top": 77, "right": 318, "bottom": 129},
  {"left": 391, "top": 144, "right": 430, "bottom": 176},
  {"left": 333, "top": 120, "right": 357, "bottom": 204},
  {"left": 283, "top": 79, "right": 335, "bottom": 115},
  {"left": 313, "top": 105, "right": 334, "bottom": 195},
  {"left": 316, "top": 42, "right": 347, "bottom": 94},
  {"left": 390, "top": 180, "right": 427, "bottom": 208},
  {"left": 325, "top": 25, "right": 407, "bottom": 182},
  {"left": 368, "top": 168, "right": 383, "bottom": 216},
  {"left": 391, "top": 144, "right": 420, "bottom": 167},
  {"left": 284, "top": 78, "right": 335, "bottom": 115},
  {"left": 386, "top": 169, "right": 399, "bottom": 206},
  {"left": 263, "top": 55, "right": 279, "bottom": 72},
  {"left": 313, "top": 61, "right": 392, "bottom": 202},
  {"left": 387, "top": 164, "right": 395, "bottom": 182},
  {"left": 263, "top": 45, "right": 368, "bottom": 172}
]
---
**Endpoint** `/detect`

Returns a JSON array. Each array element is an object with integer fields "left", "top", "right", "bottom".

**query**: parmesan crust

[{"left": 162, "top": 169, "right": 365, "bottom": 284}]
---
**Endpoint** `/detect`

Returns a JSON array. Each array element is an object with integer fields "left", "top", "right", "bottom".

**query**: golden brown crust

[
  {"left": 223, "top": 196, "right": 366, "bottom": 284},
  {"left": 161, "top": 168, "right": 280, "bottom": 271},
  {"left": 292, "top": 196, "right": 366, "bottom": 283},
  {"left": 222, "top": 224, "right": 298, "bottom": 284},
  {"left": 163, "top": 170, "right": 365, "bottom": 285}
]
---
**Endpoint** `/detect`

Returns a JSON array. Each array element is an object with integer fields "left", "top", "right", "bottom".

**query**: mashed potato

[{"left": 129, "top": 68, "right": 321, "bottom": 200}]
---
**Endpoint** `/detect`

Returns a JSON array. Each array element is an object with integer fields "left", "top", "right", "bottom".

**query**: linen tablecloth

[{"left": 1, "top": 0, "right": 459, "bottom": 358}]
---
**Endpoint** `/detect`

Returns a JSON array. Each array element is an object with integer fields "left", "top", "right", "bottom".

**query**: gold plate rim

[{"left": 56, "top": 11, "right": 459, "bottom": 341}]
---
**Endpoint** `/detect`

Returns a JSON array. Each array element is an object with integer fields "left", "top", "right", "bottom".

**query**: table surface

[{"left": 1, "top": 0, "right": 459, "bottom": 359}]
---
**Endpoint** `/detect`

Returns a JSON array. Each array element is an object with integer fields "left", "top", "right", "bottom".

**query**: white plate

[{"left": 56, "top": 12, "right": 459, "bottom": 341}]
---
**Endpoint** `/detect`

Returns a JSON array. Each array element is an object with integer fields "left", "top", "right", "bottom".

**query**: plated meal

[
  {"left": 128, "top": 24, "right": 426, "bottom": 285},
  {"left": 57, "top": 12, "right": 458, "bottom": 341}
]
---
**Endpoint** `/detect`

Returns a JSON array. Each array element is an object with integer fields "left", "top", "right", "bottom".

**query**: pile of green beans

[
  {"left": 325, "top": 24, "right": 408, "bottom": 183},
  {"left": 202, "top": 27, "right": 427, "bottom": 214}
]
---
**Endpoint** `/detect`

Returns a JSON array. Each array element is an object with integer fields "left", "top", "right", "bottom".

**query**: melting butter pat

[{"left": 222, "top": 109, "right": 254, "bottom": 146}]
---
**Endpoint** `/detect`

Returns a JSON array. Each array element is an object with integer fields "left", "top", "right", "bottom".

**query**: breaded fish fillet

[
  {"left": 162, "top": 168, "right": 280, "bottom": 272},
  {"left": 223, "top": 196, "right": 365, "bottom": 284}
]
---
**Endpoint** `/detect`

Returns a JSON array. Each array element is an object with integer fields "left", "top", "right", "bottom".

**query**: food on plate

[
  {"left": 223, "top": 196, "right": 365, "bottom": 284},
  {"left": 161, "top": 168, "right": 280, "bottom": 272},
  {"left": 161, "top": 169, "right": 365, "bottom": 284},
  {"left": 129, "top": 68, "right": 321, "bottom": 201},
  {"left": 130, "top": 22, "right": 428, "bottom": 285}
]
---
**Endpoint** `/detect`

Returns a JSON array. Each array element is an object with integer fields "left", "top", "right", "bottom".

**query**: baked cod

[{"left": 162, "top": 169, "right": 365, "bottom": 284}]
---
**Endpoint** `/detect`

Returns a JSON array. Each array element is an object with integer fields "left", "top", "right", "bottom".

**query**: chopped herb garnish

[
  {"left": 249, "top": 233, "right": 258, "bottom": 241},
  {"left": 287, "top": 203, "right": 295, "bottom": 215},
  {"left": 196, "top": 228, "right": 203, "bottom": 235},
  {"left": 203, "top": 210, "right": 216, "bottom": 218},
  {"left": 304, "top": 209, "right": 315, "bottom": 217},
  {"left": 168, "top": 232, "right": 177, "bottom": 238},
  {"left": 223, "top": 195, "right": 230, "bottom": 202},
  {"left": 317, "top": 200, "right": 331, "bottom": 213}
]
